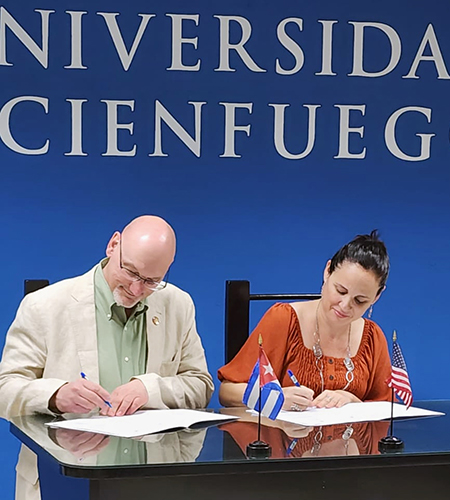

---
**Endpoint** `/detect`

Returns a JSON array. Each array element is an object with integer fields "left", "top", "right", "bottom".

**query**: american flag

[{"left": 387, "top": 340, "right": 413, "bottom": 409}]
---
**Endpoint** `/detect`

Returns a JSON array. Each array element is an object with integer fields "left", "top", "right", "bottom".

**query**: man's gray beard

[{"left": 113, "top": 287, "right": 138, "bottom": 308}]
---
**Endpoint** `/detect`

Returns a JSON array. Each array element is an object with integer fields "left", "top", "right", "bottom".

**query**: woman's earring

[{"left": 368, "top": 304, "right": 373, "bottom": 319}]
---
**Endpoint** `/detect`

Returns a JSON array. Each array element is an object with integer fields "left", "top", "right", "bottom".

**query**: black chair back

[
  {"left": 224, "top": 280, "right": 320, "bottom": 363},
  {"left": 24, "top": 279, "right": 49, "bottom": 296}
]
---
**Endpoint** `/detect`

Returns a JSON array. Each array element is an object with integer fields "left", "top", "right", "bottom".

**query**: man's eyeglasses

[{"left": 119, "top": 237, "right": 169, "bottom": 291}]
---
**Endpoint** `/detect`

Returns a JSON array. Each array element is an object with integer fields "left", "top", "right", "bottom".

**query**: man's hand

[
  {"left": 105, "top": 379, "right": 148, "bottom": 416},
  {"left": 50, "top": 379, "right": 111, "bottom": 414},
  {"left": 53, "top": 428, "right": 110, "bottom": 460}
]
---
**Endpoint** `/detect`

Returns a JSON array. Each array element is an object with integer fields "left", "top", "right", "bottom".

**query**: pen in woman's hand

[
  {"left": 286, "top": 369, "right": 302, "bottom": 455},
  {"left": 287, "top": 369, "right": 301, "bottom": 388},
  {"left": 80, "top": 372, "right": 113, "bottom": 408}
]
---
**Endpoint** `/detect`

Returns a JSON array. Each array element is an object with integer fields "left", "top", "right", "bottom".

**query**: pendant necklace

[
  {"left": 310, "top": 424, "right": 354, "bottom": 456},
  {"left": 312, "top": 300, "right": 355, "bottom": 393}
]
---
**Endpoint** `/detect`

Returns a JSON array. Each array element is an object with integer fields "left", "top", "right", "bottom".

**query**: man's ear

[{"left": 106, "top": 231, "right": 120, "bottom": 258}]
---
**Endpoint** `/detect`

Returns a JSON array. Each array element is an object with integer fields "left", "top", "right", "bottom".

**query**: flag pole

[
  {"left": 257, "top": 336, "right": 263, "bottom": 443},
  {"left": 389, "top": 386, "right": 394, "bottom": 436},
  {"left": 378, "top": 330, "right": 404, "bottom": 453},
  {"left": 246, "top": 334, "right": 272, "bottom": 459},
  {"left": 388, "top": 330, "right": 396, "bottom": 437}
]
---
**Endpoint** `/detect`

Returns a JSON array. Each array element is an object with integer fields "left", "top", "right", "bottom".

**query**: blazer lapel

[
  {"left": 68, "top": 266, "right": 100, "bottom": 383},
  {"left": 145, "top": 294, "right": 166, "bottom": 373}
]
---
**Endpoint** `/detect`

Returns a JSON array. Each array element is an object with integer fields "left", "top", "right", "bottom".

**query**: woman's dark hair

[{"left": 328, "top": 230, "right": 389, "bottom": 295}]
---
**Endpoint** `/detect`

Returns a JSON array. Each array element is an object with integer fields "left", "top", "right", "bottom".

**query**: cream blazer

[{"left": 0, "top": 265, "right": 214, "bottom": 500}]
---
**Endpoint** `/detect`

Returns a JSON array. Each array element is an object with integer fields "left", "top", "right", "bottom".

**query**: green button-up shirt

[{"left": 94, "top": 260, "right": 148, "bottom": 394}]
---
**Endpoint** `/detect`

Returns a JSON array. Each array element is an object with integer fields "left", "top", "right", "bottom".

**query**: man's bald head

[
  {"left": 122, "top": 215, "right": 176, "bottom": 273},
  {"left": 103, "top": 215, "right": 176, "bottom": 308}
]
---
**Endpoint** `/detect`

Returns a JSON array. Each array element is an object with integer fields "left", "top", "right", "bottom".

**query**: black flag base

[
  {"left": 378, "top": 435, "right": 404, "bottom": 454},
  {"left": 246, "top": 440, "right": 272, "bottom": 459}
]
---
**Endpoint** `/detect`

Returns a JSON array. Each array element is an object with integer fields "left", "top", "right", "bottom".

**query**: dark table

[{"left": 10, "top": 401, "right": 450, "bottom": 500}]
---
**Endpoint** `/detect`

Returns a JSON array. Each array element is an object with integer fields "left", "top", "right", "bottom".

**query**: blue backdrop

[{"left": 1, "top": 0, "right": 449, "bottom": 497}]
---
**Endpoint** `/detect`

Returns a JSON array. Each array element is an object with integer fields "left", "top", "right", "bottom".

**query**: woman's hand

[
  {"left": 282, "top": 385, "right": 315, "bottom": 411},
  {"left": 279, "top": 421, "right": 314, "bottom": 438},
  {"left": 311, "top": 390, "right": 360, "bottom": 408}
]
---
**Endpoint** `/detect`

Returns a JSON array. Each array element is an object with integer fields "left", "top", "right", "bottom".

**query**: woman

[{"left": 218, "top": 231, "right": 391, "bottom": 411}]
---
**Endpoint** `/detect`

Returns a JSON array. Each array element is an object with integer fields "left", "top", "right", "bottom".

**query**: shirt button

[
  {"left": 123, "top": 448, "right": 129, "bottom": 454},
  {"left": 107, "top": 314, "right": 111, "bottom": 319},
  {"left": 329, "top": 375, "right": 334, "bottom": 380},
  {"left": 124, "top": 357, "right": 129, "bottom": 362},
  {"left": 328, "top": 359, "right": 333, "bottom": 364}
]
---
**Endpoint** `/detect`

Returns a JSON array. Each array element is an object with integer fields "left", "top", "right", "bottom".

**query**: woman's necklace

[
  {"left": 312, "top": 300, "right": 355, "bottom": 393},
  {"left": 310, "top": 424, "right": 354, "bottom": 456}
]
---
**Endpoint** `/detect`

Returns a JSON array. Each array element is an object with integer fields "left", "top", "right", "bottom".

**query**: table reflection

[
  {"left": 11, "top": 414, "right": 207, "bottom": 467},
  {"left": 219, "top": 408, "right": 389, "bottom": 458},
  {"left": 9, "top": 403, "right": 450, "bottom": 500},
  {"left": 11, "top": 402, "right": 449, "bottom": 469}
]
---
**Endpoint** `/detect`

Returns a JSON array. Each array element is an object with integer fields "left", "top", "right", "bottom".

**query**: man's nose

[{"left": 129, "top": 280, "right": 146, "bottom": 295}]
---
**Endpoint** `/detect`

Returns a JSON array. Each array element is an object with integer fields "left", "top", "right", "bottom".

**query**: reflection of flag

[
  {"left": 387, "top": 341, "right": 413, "bottom": 409},
  {"left": 242, "top": 348, "right": 284, "bottom": 420}
]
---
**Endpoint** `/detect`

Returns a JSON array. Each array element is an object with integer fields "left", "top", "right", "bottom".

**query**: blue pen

[
  {"left": 80, "top": 372, "right": 113, "bottom": 408},
  {"left": 287, "top": 369, "right": 301, "bottom": 387},
  {"left": 286, "top": 438, "right": 298, "bottom": 456},
  {"left": 286, "top": 369, "right": 301, "bottom": 456}
]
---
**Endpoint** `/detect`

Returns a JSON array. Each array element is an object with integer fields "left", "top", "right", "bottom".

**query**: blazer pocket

[
  {"left": 16, "top": 445, "right": 39, "bottom": 485},
  {"left": 159, "top": 361, "right": 178, "bottom": 377}
]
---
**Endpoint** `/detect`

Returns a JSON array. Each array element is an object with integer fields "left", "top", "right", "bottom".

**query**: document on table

[
  {"left": 46, "top": 409, "right": 240, "bottom": 438},
  {"left": 275, "top": 402, "right": 444, "bottom": 427}
]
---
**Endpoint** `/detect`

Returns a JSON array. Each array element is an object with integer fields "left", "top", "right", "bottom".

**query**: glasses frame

[{"left": 119, "top": 236, "right": 168, "bottom": 291}]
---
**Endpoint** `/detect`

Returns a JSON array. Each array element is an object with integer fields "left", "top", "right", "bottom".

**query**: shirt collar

[{"left": 94, "top": 259, "right": 148, "bottom": 322}]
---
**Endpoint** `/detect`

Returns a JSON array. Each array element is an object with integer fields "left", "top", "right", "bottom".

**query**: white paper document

[
  {"left": 275, "top": 402, "right": 444, "bottom": 427},
  {"left": 46, "top": 409, "right": 239, "bottom": 438}
]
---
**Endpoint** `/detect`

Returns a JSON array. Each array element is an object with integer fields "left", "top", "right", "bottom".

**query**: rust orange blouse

[{"left": 218, "top": 303, "right": 392, "bottom": 401}]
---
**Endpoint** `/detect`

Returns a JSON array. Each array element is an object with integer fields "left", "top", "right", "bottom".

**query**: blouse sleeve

[
  {"left": 363, "top": 321, "right": 392, "bottom": 402},
  {"left": 217, "top": 303, "right": 298, "bottom": 383}
]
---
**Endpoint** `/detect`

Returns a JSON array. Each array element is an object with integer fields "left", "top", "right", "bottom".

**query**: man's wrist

[
  {"left": 48, "top": 393, "right": 61, "bottom": 413},
  {"left": 48, "top": 384, "right": 67, "bottom": 414}
]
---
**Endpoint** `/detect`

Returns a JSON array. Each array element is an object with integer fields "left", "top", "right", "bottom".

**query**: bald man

[{"left": 0, "top": 215, "right": 214, "bottom": 500}]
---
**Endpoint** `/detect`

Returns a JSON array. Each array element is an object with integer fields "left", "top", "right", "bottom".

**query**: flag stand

[
  {"left": 378, "top": 435, "right": 404, "bottom": 453},
  {"left": 378, "top": 387, "right": 404, "bottom": 453},
  {"left": 246, "top": 378, "right": 272, "bottom": 459},
  {"left": 247, "top": 335, "right": 272, "bottom": 459},
  {"left": 379, "top": 330, "right": 408, "bottom": 454}
]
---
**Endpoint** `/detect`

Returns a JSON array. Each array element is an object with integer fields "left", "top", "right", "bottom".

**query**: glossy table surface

[{"left": 10, "top": 400, "right": 450, "bottom": 478}]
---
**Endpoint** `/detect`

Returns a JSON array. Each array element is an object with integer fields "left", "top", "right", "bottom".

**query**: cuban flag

[{"left": 242, "top": 347, "right": 284, "bottom": 420}]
